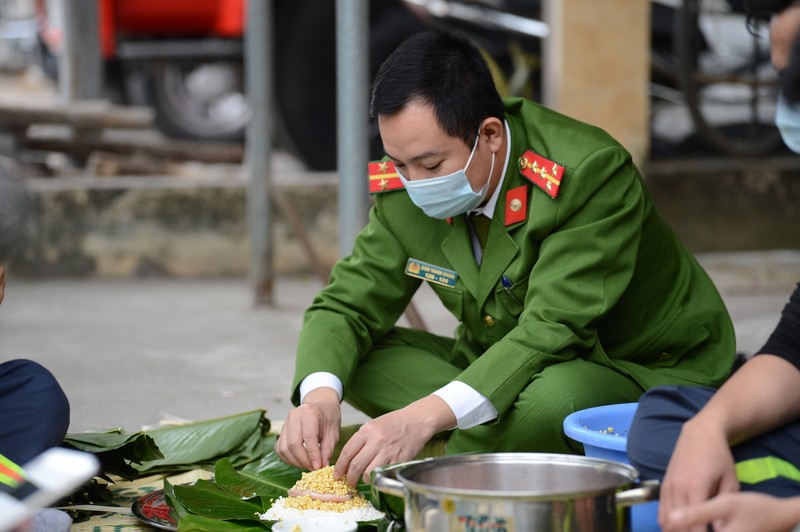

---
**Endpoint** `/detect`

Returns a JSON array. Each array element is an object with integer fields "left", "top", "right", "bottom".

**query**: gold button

[
  {"left": 658, "top": 352, "right": 671, "bottom": 361},
  {"left": 509, "top": 198, "right": 523, "bottom": 212},
  {"left": 483, "top": 315, "right": 496, "bottom": 327}
]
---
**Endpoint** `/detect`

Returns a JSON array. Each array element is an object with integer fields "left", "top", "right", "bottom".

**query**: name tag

[{"left": 405, "top": 258, "right": 458, "bottom": 288}]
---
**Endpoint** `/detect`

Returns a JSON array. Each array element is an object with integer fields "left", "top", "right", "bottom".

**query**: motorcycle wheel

[
  {"left": 138, "top": 59, "right": 250, "bottom": 142},
  {"left": 673, "top": 0, "right": 783, "bottom": 157}
]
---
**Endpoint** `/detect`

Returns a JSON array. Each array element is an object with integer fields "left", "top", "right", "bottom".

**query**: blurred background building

[{"left": 0, "top": 0, "right": 797, "bottom": 281}]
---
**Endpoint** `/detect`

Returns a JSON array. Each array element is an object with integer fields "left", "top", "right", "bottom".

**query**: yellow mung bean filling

[{"left": 285, "top": 466, "right": 367, "bottom": 512}]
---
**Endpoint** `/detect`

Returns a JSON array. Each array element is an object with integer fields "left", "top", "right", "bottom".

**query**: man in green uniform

[{"left": 275, "top": 29, "right": 735, "bottom": 486}]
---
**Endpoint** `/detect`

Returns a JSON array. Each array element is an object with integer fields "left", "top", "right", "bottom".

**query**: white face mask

[
  {"left": 397, "top": 132, "right": 495, "bottom": 219},
  {"left": 776, "top": 93, "right": 800, "bottom": 155}
]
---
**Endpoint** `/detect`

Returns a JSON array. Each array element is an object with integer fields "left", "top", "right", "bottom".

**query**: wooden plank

[
  {"left": 24, "top": 129, "right": 243, "bottom": 164},
  {"left": 0, "top": 101, "right": 153, "bottom": 130}
]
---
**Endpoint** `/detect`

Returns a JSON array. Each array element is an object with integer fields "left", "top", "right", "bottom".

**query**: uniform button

[
  {"left": 658, "top": 352, "right": 672, "bottom": 361},
  {"left": 483, "top": 315, "right": 496, "bottom": 327}
]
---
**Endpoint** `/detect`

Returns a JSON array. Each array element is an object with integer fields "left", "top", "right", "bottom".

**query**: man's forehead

[{"left": 379, "top": 104, "right": 459, "bottom": 161}]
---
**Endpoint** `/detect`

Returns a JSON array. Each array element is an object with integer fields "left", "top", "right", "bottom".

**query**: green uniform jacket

[{"left": 292, "top": 98, "right": 735, "bottom": 419}]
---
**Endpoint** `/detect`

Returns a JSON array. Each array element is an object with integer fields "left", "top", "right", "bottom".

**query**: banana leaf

[
  {"left": 63, "top": 430, "right": 162, "bottom": 480},
  {"left": 178, "top": 515, "right": 269, "bottom": 531},
  {"left": 216, "top": 456, "right": 303, "bottom": 501},
  {"left": 172, "top": 478, "right": 264, "bottom": 520},
  {"left": 169, "top": 453, "right": 301, "bottom": 519},
  {"left": 170, "top": 454, "right": 388, "bottom": 531},
  {"left": 164, "top": 478, "right": 192, "bottom": 520},
  {"left": 223, "top": 427, "right": 277, "bottom": 470},
  {"left": 137, "top": 410, "right": 268, "bottom": 473}
]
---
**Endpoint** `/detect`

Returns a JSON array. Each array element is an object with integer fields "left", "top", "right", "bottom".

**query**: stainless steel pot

[{"left": 372, "top": 453, "right": 658, "bottom": 532}]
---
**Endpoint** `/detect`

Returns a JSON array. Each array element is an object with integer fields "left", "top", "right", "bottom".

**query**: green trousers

[{"left": 344, "top": 327, "right": 645, "bottom": 455}]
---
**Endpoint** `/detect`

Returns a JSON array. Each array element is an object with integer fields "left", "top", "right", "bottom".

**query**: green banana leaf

[
  {"left": 171, "top": 454, "right": 388, "bottom": 531},
  {"left": 65, "top": 411, "right": 390, "bottom": 530},
  {"left": 178, "top": 515, "right": 269, "bottom": 531},
  {"left": 64, "top": 430, "right": 162, "bottom": 480},
  {"left": 224, "top": 427, "right": 278, "bottom": 470},
  {"left": 64, "top": 410, "right": 271, "bottom": 479},
  {"left": 164, "top": 478, "right": 192, "bottom": 520},
  {"left": 216, "top": 457, "right": 301, "bottom": 501},
  {"left": 137, "top": 410, "right": 269, "bottom": 473},
  {"left": 170, "top": 452, "right": 302, "bottom": 518},
  {"left": 172, "top": 478, "right": 264, "bottom": 520}
]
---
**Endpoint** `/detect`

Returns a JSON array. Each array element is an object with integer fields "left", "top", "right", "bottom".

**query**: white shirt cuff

[
  {"left": 299, "top": 372, "right": 343, "bottom": 404},
  {"left": 432, "top": 381, "right": 498, "bottom": 430}
]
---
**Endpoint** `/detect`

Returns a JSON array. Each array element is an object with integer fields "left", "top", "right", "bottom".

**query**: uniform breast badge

[
  {"left": 404, "top": 258, "right": 458, "bottom": 288},
  {"left": 518, "top": 150, "right": 565, "bottom": 199}
]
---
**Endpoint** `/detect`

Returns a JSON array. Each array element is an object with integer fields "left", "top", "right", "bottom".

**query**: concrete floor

[{"left": 0, "top": 250, "right": 798, "bottom": 435}]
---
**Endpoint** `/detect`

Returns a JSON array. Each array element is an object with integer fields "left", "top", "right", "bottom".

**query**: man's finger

[
  {"left": 303, "top": 437, "right": 323, "bottom": 471},
  {"left": 334, "top": 434, "right": 366, "bottom": 485},
  {"left": 283, "top": 418, "right": 315, "bottom": 470},
  {"left": 319, "top": 428, "right": 339, "bottom": 468},
  {"left": 666, "top": 498, "right": 725, "bottom": 530}
]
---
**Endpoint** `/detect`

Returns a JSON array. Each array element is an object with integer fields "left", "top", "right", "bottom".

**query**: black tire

[
  {"left": 274, "top": 0, "right": 426, "bottom": 170},
  {"left": 673, "top": 0, "right": 782, "bottom": 157},
  {"left": 140, "top": 59, "right": 249, "bottom": 142}
]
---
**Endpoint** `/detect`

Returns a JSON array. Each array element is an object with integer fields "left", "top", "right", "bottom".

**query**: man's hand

[
  {"left": 275, "top": 387, "right": 342, "bottom": 471},
  {"left": 663, "top": 492, "right": 800, "bottom": 532},
  {"left": 658, "top": 417, "right": 740, "bottom": 532},
  {"left": 0, "top": 265, "right": 5, "bottom": 305},
  {"left": 334, "top": 394, "right": 455, "bottom": 486}
]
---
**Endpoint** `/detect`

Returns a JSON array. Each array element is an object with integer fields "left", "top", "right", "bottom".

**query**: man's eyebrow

[{"left": 385, "top": 150, "right": 441, "bottom": 164}]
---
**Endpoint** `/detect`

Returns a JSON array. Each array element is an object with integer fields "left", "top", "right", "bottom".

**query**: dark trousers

[
  {"left": 0, "top": 359, "right": 70, "bottom": 465},
  {"left": 627, "top": 385, "right": 800, "bottom": 497}
]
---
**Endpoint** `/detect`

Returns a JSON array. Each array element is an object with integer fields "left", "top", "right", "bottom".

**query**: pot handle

[
  {"left": 371, "top": 463, "right": 406, "bottom": 498},
  {"left": 615, "top": 479, "right": 660, "bottom": 508}
]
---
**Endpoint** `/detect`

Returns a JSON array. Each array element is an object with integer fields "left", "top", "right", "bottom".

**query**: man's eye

[{"left": 425, "top": 163, "right": 442, "bottom": 171}]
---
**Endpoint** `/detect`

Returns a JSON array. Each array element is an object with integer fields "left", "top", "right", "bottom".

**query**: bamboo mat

[{"left": 70, "top": 469, "right": 212, "bottom": 531}]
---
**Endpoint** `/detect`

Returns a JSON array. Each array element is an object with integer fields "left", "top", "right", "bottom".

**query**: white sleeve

[
  {"left": 299, "top": 372, "right": 343, "bottom": 403},
  {"left": 432, "top": 381, "right": 499, "bottom": 429}
]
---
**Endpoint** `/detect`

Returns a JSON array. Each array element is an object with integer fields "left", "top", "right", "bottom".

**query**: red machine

[{"left": 35, "top": 0, "right": 425, "bottom": 170}]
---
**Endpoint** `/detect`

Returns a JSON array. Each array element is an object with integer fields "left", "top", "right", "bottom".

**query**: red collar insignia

[{"left": 504, "top": 185, "right": 528, "bottom": 225}]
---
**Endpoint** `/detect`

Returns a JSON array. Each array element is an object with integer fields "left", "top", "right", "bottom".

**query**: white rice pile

[{"left": 261, "top": 496, "right": 385, "bottom": 522}]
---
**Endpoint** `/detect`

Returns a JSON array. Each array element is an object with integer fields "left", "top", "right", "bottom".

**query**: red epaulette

[
  {"left": 518, "top": 150, "right": 565, "bottom": 199},
  {"left": 368, "top": 161, "right": 405, "bottom": 194}
]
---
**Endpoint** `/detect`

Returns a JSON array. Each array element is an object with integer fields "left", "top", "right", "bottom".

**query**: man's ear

[{"left": 481, "top": 117, "right": 504, "bottom": 153}]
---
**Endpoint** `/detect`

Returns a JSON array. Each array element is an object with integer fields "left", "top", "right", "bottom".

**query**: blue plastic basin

[{"left": 563, "top": 402, "right": 660, "bottom": 531}]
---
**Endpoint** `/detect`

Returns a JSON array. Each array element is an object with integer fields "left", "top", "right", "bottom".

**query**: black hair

[
  {"left": 745, "top": 0, "right": 800, "bottom": 102},
  {"left": 370, "top": 30, "right": 506, "bottom": 146},
  {"left": 744, "top": 0, "right": 796, "bottom": 32}
]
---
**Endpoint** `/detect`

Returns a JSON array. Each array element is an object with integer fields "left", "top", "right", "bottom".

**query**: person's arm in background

[
  {"left": 659, "top": 355, "right": 800, "bottom": 531},
  {"left": 665, "top": 491, "right": 800, "bottom": 532},
  {"left": 659, "top": 284, "right": 800, "bottom": 531}
]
